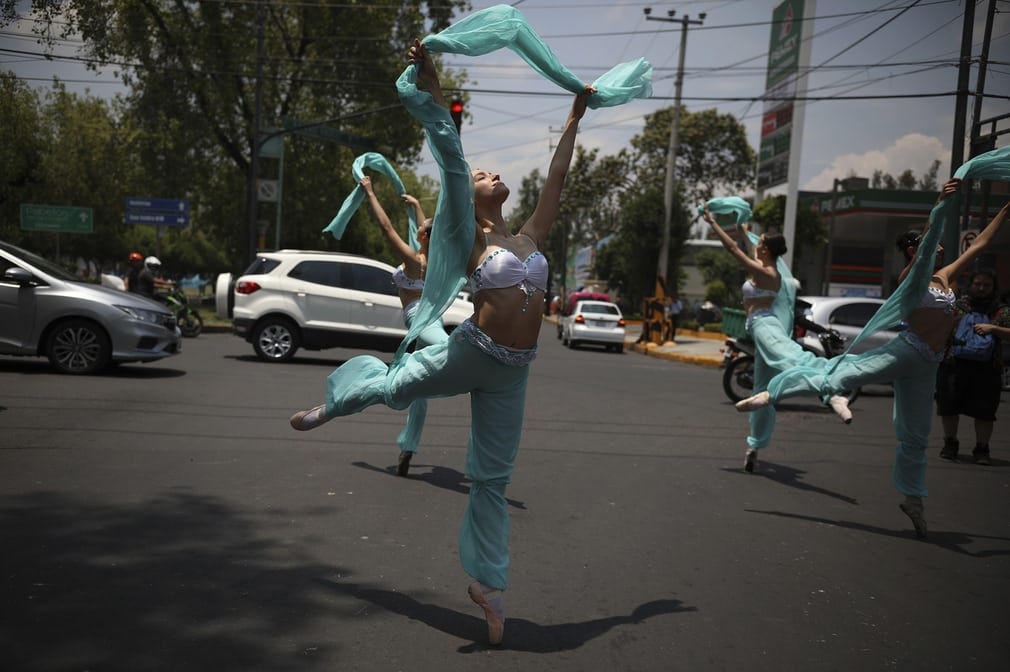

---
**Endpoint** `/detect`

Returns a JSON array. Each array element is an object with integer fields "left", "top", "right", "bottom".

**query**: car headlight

[{"left": 115, "top": 304, "right": 172, "bottom": 326}]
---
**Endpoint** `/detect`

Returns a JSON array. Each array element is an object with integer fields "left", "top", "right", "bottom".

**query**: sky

[{"left": 3, "top": 0, "right": 1009, "bottom": 220}]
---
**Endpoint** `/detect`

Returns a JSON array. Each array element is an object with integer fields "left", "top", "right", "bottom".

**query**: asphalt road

[{"left": 1, "top": 330, "right": 1008, "bottom": 671}]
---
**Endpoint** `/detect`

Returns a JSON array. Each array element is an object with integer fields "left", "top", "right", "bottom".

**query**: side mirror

[{"left": 4, "top": 267, "right": 34, "bottom": 286}]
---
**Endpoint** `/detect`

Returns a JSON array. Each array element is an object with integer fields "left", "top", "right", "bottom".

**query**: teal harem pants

[
  {"left": 324, "top": 323, "right": 531, "bottom": 590},
  {"left": 396, "top": 305, "right": 451, "bottom": 454},
  {"left": 746, "top": 313, "right": 828, "bottom": 450},
  {"left": 768, "top": 334, "right": 939, "bottom": 497}
]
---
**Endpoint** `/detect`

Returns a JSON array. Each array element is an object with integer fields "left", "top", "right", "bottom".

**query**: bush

[{"left": 703, "top": 322, "right": 724, "bottom": 333}]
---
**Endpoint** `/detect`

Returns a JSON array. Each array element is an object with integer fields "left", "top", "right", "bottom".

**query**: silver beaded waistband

[{"left": 457, "top": 320, "right": 537, "bottom": 367}]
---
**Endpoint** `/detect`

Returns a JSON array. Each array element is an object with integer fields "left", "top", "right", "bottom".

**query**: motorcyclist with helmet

[{"left": 127, "top": 253, "right": 174, "bottom": 299}]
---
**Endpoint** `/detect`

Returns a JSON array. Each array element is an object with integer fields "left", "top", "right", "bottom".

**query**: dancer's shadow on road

[
  {"left": 317, "top": 578, "right": 695, "bottom": 653},
  {"left": 351, "top": 461, "right": 527, "bottom": 510},
  {"left": 748, "top": 509, "right": 1010, "bottom": 557},
  {"left": 722, "top": 460, "right": 858, "bottom": 505}
]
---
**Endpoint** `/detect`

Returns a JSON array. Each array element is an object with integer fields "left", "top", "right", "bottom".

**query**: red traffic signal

[{"left": 450, "top": 99, "right": 463, "bottom": 134}]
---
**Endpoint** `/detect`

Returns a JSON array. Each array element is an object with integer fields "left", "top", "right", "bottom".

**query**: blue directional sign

[
  {"left": 125, "top": 197, "right": 189, "bottom": 213},
  {"left": 125, "top": 196, "right": 191, "bottom": 228},
  {"left": 126, "top": 211, "right": 190, "bottom": 227}
]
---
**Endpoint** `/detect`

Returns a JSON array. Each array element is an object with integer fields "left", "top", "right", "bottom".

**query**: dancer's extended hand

[
  {"left": 407, "top": 39, "right": 437, "bottom": 86},
  {"left": 936, "top": 178, "right": 961, "bottom": 203},
  {"left": 401, "top": 193, "right": 420, "bottom": 207},
  {"left": 570, "top": 85, "right": 596, "bottom": 122},
  {"left": 360, "top": 176, "right": 373, "bottom": 193}
]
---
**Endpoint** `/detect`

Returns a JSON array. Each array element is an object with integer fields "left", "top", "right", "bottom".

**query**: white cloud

[{"left": 804, "top": 133, "right": 949, "bottom": 191}]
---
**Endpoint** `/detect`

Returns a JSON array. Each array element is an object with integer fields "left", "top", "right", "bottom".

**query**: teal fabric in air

[
  {"left": 700, "top": 196, "right": 796, "bottom": 334},
  {"left": 322, "top": 152, "right": 420, "bottom": 251},
  {"left": 422, "top": 4, "right": 653, "bottom": 108},
  {"left": 390, "top": 65, "right": 474, "bottom": 371}
]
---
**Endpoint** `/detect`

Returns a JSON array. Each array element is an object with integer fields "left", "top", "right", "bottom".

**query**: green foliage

[
  {"left": 870, "top": 160, "right": 941, "bottom": 191},
  {"left": 752, "top": 194, "right": 827, "bottom": 263},
  {"left": 694, "top": 248, "right": 743, "bottom": 308},
  {"left": 1, "top": 0, "right": 465, "bottom": 269}
]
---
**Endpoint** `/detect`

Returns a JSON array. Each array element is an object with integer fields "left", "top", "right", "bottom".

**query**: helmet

[
  {"left": 144, "top": 256, "right": 162, "bottom": 270},
  {"left": 128, "top": 252, "right": 143, "bottom": 263}
]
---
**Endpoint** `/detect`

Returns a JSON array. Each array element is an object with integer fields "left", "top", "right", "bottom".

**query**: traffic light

[{"left": 450, "top": 99, "right": 463, "bottom": 135}]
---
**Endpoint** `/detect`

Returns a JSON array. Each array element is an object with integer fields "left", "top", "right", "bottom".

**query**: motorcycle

[
  {"left": 721, "top": 323, "right": 859, "bottom": 405},
  {"left": 162, "top": 286, "right": 203, "bottom": 338}
]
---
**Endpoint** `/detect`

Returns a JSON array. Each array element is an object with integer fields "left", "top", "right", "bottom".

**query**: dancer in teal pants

[
  {"left": 290, "top": 10, "right": 652, "bottom": 642},
  {"left": 701, "top": 201, "right": 838, "bottom": 473},
  {"left": 359, "top": 175, "right": 451, "bottom": 476},
  {"left": 739, "top": 168, "right": 1010, "bottom": 538}
]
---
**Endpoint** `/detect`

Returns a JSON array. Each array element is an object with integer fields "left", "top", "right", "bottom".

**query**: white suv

[{"left": 216, "top": 250, "right": 473, "bottom": 362}]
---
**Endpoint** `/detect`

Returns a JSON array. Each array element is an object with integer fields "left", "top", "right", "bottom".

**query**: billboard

[{"left": 757, "top": 0, "right": 805, "bottom": 190}]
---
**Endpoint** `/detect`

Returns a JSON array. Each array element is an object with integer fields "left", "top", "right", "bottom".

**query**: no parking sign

[{"left": 960, "top": 229, "right": 979, "bottom": 255}]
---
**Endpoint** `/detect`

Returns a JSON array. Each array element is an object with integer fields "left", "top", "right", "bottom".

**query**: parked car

[
  {"left": 560, "top": 300, "right": 626, "bottom": 352},
  {"left": 795, "top": 296, "right": 902, "bottom": 357},
  {"left": 216, "top": 250, "right": 474, "bottom": 362},
  {"left": 556, "top": 290, "right": 611, "bottom": 338},
  {"left": 0, "top": 241, "right": 181, "bottom": 374}
]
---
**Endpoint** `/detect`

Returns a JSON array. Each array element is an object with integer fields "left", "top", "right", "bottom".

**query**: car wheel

[
  {"left": 556, "top": 323, "right": 562, "bottom": 339},
  {"left": 615, "top": 343, "right": 624, "bottom": 354},
  {"left": 46, "top": 319, "right": 112, "bottom": 375},
  {"left": 252, "top": 317, "right": 300, "bottom": 362}
]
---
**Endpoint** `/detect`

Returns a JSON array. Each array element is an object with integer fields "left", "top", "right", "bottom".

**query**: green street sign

[{"left": 20, "top": 204, "right": 94, "bottom": 233}]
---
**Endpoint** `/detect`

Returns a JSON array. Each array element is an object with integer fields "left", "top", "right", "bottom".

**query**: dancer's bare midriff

[{"left": 471, "top": 288, "right": 545, "bottom": 350}]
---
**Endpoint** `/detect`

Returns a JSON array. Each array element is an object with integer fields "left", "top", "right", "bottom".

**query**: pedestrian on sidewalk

[{"left": 936, "top": 268, "right": 1010, "bottom": 465}]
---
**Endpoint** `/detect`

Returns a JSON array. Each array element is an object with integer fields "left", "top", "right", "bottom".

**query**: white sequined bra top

[{"left": 469, "top": 247, "right": 549, "bottom": 313}]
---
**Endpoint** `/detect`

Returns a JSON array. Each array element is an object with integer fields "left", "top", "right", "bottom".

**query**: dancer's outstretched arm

[
  {"left": 897, "top": 178, "right": 960, "bottom": 283},
  {"left": 519, "top": 87, "right": 594, "bottom": 248},
  {"left": 702, "top": 205, "right": 776, "bottom": 282},
  {"left": 362, "top": 176, "right": 427, "bottom": 279},
  {"left": 937, "top": 200, "right": 1009, "bottom": 285}
]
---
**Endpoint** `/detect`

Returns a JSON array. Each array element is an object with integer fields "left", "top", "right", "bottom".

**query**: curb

[{"left": 628, "top": 342, "right": 724, "bottom": 367}]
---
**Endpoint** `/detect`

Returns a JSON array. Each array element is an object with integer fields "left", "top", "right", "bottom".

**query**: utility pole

[
  {"left": 247, "top": 0, "right": 266, "bottom": 265},
  {"left": 645, "top": 7, "right": 705, "bottom": 295},
  {"left": 945, "top": 0, "right": 975, "bottom": 261}
]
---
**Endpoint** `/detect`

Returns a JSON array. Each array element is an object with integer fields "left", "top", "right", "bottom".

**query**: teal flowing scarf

[
  {"left": 322, "top": 152, "right": 420, "bottom": 251},
  {"left": 386, "top": 5, "right": 653, "bottom": 369},
  {"left": 767, "top": 144, "right": 1010, "bottom": 399},
  {"left": 421, "top": 4, "right": 653, "bottom": 108},
  {"left": 699, "top": 196, "right": 797, "bottom": 333}
]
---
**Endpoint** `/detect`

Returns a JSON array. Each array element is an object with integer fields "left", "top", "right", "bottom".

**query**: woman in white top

[
  {"left": 290, "top": 39, "right": 593, "bottom": 644},
  {"left": 702, "top": 207, "right": 840, "bottom": 473},
  {"left": 360, "top": 175, "right": 450, "bottom": 476}
]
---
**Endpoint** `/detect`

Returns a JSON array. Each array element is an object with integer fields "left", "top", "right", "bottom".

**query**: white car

[
  {"left": 795, "top": 296, "right": 901, "bottom": 357},
  {"left": 560, "top": 300, "right": 626, "bottom": 352},
  {"left": 216, "top": 250, "right": 473, "bottom": 362}
]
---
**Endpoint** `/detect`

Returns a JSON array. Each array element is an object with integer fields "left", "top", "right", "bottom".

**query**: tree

[
  {"left": 629, "top": 106, "right": 755, "bottom": 204},
  {"left": 751, "top": 194, "right": 826, "bottom": 263},
  {"left": 694, "top": 248, "right": 743, "bottom": 308},
  {"left": 870, "top": 160, "right": 941, "bottom": 191},
  {"left": 4, "top": 0, "right": 467, "bottom": 262},
  {"left": 593, "top": 185, "right": 690, "bottom": 312}
]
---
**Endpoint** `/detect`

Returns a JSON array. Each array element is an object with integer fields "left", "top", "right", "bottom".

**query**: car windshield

[
  {"left": 0, "top": 242, "right": 77, "bottom": 281},
  {"left": 580, "top": 304, "right": 619, "bottom": 315}
]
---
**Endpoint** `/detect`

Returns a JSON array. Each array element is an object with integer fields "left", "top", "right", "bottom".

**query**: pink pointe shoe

[
  {"left": 289, "top": 403, "right": 332, "bottom": 431},
  {"left": 735, "top": 391, "right": 770, "bottom": 412},
  {"left": 467, "top": 581, "right": 505, "bottom": 646},
  {"left": 827, "top": 395, "right": 853, "bottom": 424}
]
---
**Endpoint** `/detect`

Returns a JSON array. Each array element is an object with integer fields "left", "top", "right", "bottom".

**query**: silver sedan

[{"left": 0, "top": 242, "right": 181, "bottom": 374}]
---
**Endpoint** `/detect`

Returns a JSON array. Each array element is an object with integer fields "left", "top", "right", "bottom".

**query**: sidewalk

[{"left": 545, "top": 316, "right": 726, "bottom": 367}]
